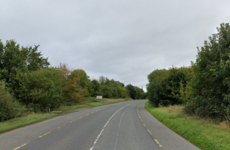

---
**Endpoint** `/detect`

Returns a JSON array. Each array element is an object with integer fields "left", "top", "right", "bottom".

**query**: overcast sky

[{"left": 1, "top": 0, "right": 230, "bottom": 91}]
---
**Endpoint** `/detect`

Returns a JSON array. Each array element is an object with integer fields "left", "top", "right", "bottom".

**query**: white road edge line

[{"left": 89, "top": 103, "right": 131, "bottom": 150}]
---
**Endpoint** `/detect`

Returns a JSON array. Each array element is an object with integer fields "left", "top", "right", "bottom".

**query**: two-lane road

[{"left": 0, "top": 100, "right": 199, "bottom": 150}]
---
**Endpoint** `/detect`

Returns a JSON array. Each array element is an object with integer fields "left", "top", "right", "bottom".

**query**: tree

[
  {"left": 90, "top": 79, "right": 100, "bottom": 96},
  {"left": 147, "top": 67, "right": 192, "bottom": 106},
  {"left": 72, "top": 69, "right": 90, "bottom": 96},
  {"left": 185, "top": 23, "right": 230, "bottom": 121},
  {"left": 126, "top": 84, "right": 137, "bottom": 99},
  {"left": 62, "top": 71, "right": 84, "bottom": 103},
  {"left": 54, "top": 64, "right": 84, "bottom": 104},
  {"left": 17, "top": 68, "right": 63, "bottom": 112},
  {"left": 0, "top": 40, "right": 49, "bottom": 93},
  {"left": 147, "top": 69, "right": 168, "bottom": 106}
]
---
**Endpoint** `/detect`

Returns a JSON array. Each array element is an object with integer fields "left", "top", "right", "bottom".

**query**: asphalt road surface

[{"left": 0, "top": 100, "right": 200, "bottom": 150}]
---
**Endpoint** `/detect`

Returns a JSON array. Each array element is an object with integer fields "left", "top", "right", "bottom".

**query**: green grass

[
  {"left": 0, "top": 113, "right": 58, "bottom": 134},
  {"left": 0, "top": 97, "right": 131, "bottom": 134},
  {"left": 59, "top": 97, "right": 131, "bottom": 112},
  {"left": 60, "top": 104, "right": 89, "bottom": 112},
  {"left": 145, "top": 101, "right": 230, "bottom": 150}
]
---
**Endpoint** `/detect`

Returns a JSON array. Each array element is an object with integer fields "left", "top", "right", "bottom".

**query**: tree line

[
  {"left": 147, "top": 23, "right": 230, "bottom": 122},
  {"left": 0, "top": 40, "right": 146, "bottom": 121}
]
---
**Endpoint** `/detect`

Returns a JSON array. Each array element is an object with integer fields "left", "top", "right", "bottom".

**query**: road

[{"left": 0, "top": 100, "right": 199, "bottom": 150}]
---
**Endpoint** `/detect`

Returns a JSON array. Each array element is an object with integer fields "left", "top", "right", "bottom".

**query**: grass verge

[
  {"left": 59, "top": 97, "right": 130, "bottom": 112},
  {"left": 0, "top": 97, "right": 131, "bottom": 134},
  {"left": 0, "top": 113, "right": 58, "bottom": 134},
  {"left": 145, "top": 101, "right": 230, "bottom": 150}
]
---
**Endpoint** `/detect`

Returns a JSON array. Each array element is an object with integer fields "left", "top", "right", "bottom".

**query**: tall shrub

[
  {"left": 147, "top": 67, "right": 192, "bottom": 106},
  {"left": 17, "top": 68, "right": 63, "bottom": 112},
  {"left": 185, "top": 23, "right": 230, "bottom": 121},
  {"left": 0, "top": 81, "right": 26, "bottom": 121}
]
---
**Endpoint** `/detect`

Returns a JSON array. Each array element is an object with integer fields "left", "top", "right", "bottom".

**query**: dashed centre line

[
  {"left": 155, "top": 139, "right": 162, "bottom": 147},
  {"left": 13, "top": 108, "right": 104, "bottom": 149},
  {"left": 13, "top": 144, "right": 27, "bottom": 150},
  {"left": 148, "top": 130, "right": 152, "bottom": 135},
  {"left": 137, "top": 103, "right": 163, "bottom": 148},
  {"left": 39, "top": 132, "right": 51, "bottom": 138}
]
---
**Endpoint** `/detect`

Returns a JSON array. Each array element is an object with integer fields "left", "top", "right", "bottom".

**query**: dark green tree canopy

[
  {"left": 0, "top": 40, "right": 49, "bottom": 86},
  {"left": 186, "top": 23, "right": 230, "bottom": 120}
]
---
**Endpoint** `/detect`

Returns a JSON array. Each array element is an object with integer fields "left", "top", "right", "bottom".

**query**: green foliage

[
  {"left": 126, "top": 84, "right": 145, "bottom": 99},
  {"left": 126, "top": 84, "right": 137, "bottom": 99},
  {"left": 97, "top": 76, "right": 133, "bottom": 99},
  {"left": 0, "top": 40, "right": 49, "bottom": 92},
  {"left": 17, "top": 68, "right": 63, "bottom": 112},
  {"left": 101, "top": 85, "right": 113, "bottom": 98},
  {"left": 147, "top": 67, "right": 192, "bottom": 106},
  {"left": 72, "top": 69, "right": 90, "bottom": 96},
  {"left": 62, "top": 71, "right": 84, "bottom": 103},
  {"left": 0, "top": 81, "right": 26, "bottom": 121},
  {"left": 185, "top": 23, "right": 230, "bottom": 121},
  {"left": 90, "top": 79, "right": 100, "bottom": 97},
  {"left": 54, "top": 64, "right": 84, "bottom": 104},
  {"left": 147, "top": 69, "right": 168, "bottom": 106}
]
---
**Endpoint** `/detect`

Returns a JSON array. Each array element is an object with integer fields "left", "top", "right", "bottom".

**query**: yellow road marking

[
  {"left": 39, "top": 132, "right": 51, "bottom": 138},
  {"left": 13, "top": 144, "right": 27, "bottom": 150},
  {"left": 155, "top": 139, "right": 162, "bottom": 147},
  {"left": 86, "top": 114, "right": 89, "bottom": 116},
  {"left": 147, "top": 130, "right": 152, "bottom": 135},
  {"left": 91, "top": 112, "right": 94, "bottom": 114},
  {"left": 79, "top": 116, "right": 83, "bottom": 119},
  {"left": 155, "top": 139, "right": 159, "bottom": 144},
  {"left": 58, "top": 125, "right": 65, "bottom": 129},
  {"left": 137, "top": 103, "right": 163, "bottom": 148},
  {"left": 70, "top": 121, "right": 73, "bottom": 123}
]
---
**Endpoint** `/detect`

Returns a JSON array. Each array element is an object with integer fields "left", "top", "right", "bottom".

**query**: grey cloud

[{"left": 1, "top": 0, "right": 230, "bottom": 91}]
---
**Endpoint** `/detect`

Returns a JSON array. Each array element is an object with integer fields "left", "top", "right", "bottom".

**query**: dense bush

[
  {"left": 17, "top": 68, "right": 63, "bottom": 112},
  {"left": 147, "top": 69, "right": 168, "bottom": 106},
  {"left": 0, "top": 81, "right": 26, "bottom": 121},
  {"left": 147, "top": 67, "right": 192, "bottom": 106},
  {"left": 185, "top": 23, "right": 230, "bottom": 121},
  {"left": 62, "top": 70, "right": 84, "bottom": 104},
  {"left": 126, "top": 84, "right": 146, "bottom": 99}
]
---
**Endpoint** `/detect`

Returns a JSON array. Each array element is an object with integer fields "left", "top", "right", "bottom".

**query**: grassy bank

[
  {"left": 59, "top": 97, "right": 131, "bottom": 112},
  {"left": 0, "top": 113, "right": 58, "bottom": 134},
  {"left": 0, "top": 97, "right": 131, "bottom": 134},
  {"left": 145, "top": 101, "right": 230, "bottom": 150}
]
